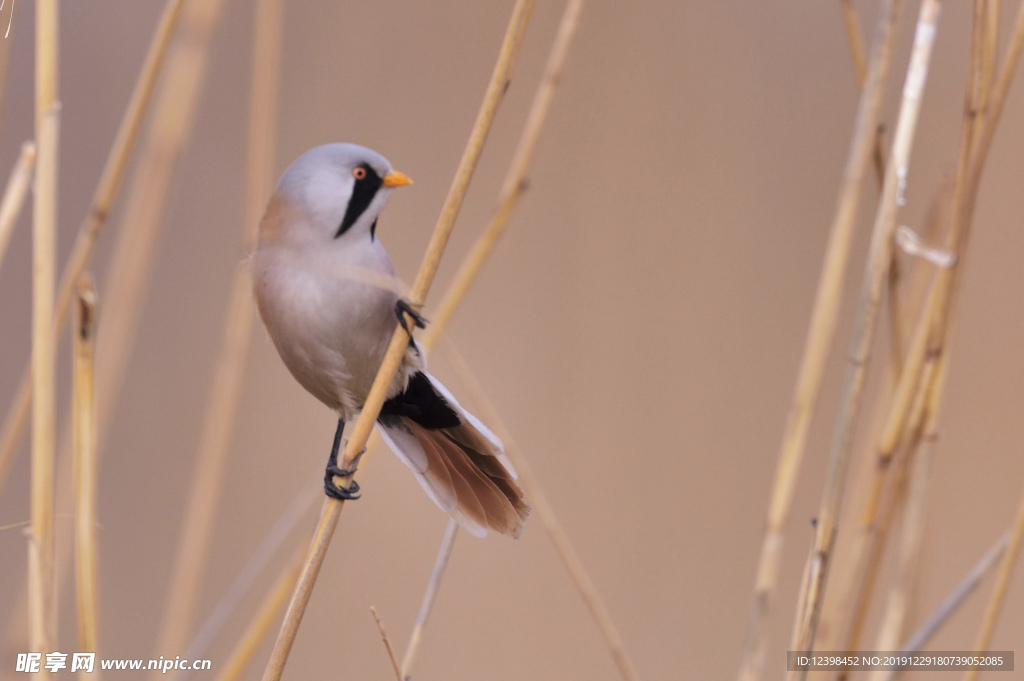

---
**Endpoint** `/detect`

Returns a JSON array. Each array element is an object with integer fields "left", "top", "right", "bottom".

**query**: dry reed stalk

[
  {"left": 151, "top": 0, "right": 281, "bottom": 668},
  {"left": 4, "top": 0, "right": 224, "bottom": 653},
  {"left": 868, "top": 409, "right": 936, "bottom": 681},
  {"left": 259, "top": 4, "right": 534, "bottom": 679},
  {"left": 839, "top": 0, "right": 888, "bottom": 187},
  {"left": 878, "top": 0, "right": 1024, "bottom": 467},
  {"left": 830, "top": 355, "right": 940, "bottom": 669},
  {"left": 72, "top": 276, "right": 100, "bottom": 659},
  {"left": 849, "top": 0, "right": 1024, "bottom": 666},
  {"left": 401, "top": 518, "right": 458, "bottom": 679},
  {"left": 0, "top": 141, "right": 36, "bottom": 272},
  {"left": 963, "top": 482, "right": 1024, "bottom": 681},
  {"left": 28, "top": 0, "right": 59, "bottom": 663},
  {"left": 0, "top": 0, "right": 187, "bottom": 496},
  {"left": 787, "top": 1, "right": 941, "bottom": 671},
  {"left": 438, "top": 337, "right": 641, "bottom": 681},
  {"left": 423, "top": 0, "right": 585, "bottom": 346},
  {"left": 370, "top": 607, "right": 403, "bottom": 681},
  {"left": 211, "top": 546, "right": 304, "bottom": 681},
  {"left": 822, "top": 3, "right": 993, "bottom": 652},
  {"left": 736, "top": 2, "right": 906, "bottom": 677},
  {"left": 874, "top": 533, "right": 1009, "bottom": 681},
  {"left": 0, "top": 0, "right": 12, "bottom": 134}
]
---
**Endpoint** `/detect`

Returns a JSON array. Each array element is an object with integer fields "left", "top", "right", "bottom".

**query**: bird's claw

[
  {"left": 395, "top": 299, "right": 427, "bottom": 336},
  {"left": 324, "top": 430, "right": 365, "bottom": 501},
  {"left": 324, "top": 472, "right": 361, "bottom": 501}
]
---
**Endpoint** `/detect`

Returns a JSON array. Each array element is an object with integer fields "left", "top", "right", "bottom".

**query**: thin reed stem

[
  {"left": 736, "top": 2, "right": 905, "bottom": 677},
  {"left": 839, "top": 0, "right": 888, "bottom": 186},
  {"left": 876, "top": 533, "right": 1009, "bottom": 681},
  {"left": 211, "top": 546, "right": 304, "bottom": 681},
  {"left": 868, "top": 416, "right": 935, "bottom": 681},
  {"left": 880, "top": 0, "right": 1024, "bottom": 467},
  {"left": 401, "top": 518, "right": 458, "bottom": 679},
  {"left": 152, "top": 0, "right": 281, "bottom": 668},
  {"left": 0, "top": 0, "right": 187, "bottom": 496},
  {"left": 423, "top": 0, "right": 586, "bottom": 347},
  {"left": 370, "top": 607, "right": 403, "bottom": 681},
  {"left": 0, "top": 141, "right": 36, "bottom": 272},
  {"left": 403, "top": 3, "right": 588, "bottom": 670},
  {"left": 73, "top": 276, "right": 101, "bottom": 659},
  {"left": 28, "top": 0, "right": 59, "bottom": 663},
  {"left": 789, "top": 2, "right": 940, "bottom": 672},
  {"left": 4, "top": 0, "right": 225, "bottom": 653},
  {"left": 259, "top": 5, "right": 535, "bottom": 679},
  {"left": 439, "top": 338, "right": 641, "bottom": 681},
  {"left": 0, "top": 0, "right": 12, "bottom": 133},
  {"left": 963, "top": 480, "right": 1024, "bottom": 681}
]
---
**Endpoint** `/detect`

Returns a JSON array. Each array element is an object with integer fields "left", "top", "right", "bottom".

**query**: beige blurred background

[{"left": 1, "top": 1, "right": 1024, "bottom": 679}]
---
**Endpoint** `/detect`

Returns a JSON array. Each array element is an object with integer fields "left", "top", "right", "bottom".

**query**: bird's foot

[
  {"left": 324, "top": 448, "right": 365, "bottom": 501},
  {"left": 324, "top": 419, "right": 363, "bottom": 501},
  {"left": 395, "top": 299, "right": 427, "bottom": 336}
]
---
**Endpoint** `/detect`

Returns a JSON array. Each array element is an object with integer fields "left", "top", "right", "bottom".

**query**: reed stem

[
  {"left": 788, "top": 2, "right": 940, "bottom": 671},
  {"left": 211, "top": 546, "right": 304, "bottom": 681},
  {"left": 370, "top": 607, "right": 403, "bottom": 681},
  {"left": 439, "top": 339, "right": 641, "bottom": 681},
  {"left": 0, "top": 0, "right": 187, "bottom": 497},
  {"left": 0, "top": 141, "right": 36, "bottom": 273},
  {"left": 401, "top": 518, "right": 458, "bottom": 679},
  {"left": 736, "top": 2, "right": 905, "bottom": 676},
  {"left": 151, "top": 0, "right": 281, "bottom": 668},
  {"left": 963, "top": 480, "right": 1024, "bottom": 681},
  {"left": 73, "top": 276, "right": 100, "bottom": 658},
  {"left": 28, "top": 0, "right": 59, "bottom": 664}
]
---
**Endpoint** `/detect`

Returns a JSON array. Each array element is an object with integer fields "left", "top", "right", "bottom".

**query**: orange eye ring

[{"left": 352, "top": 167, "right": 367, "bottom": 180}]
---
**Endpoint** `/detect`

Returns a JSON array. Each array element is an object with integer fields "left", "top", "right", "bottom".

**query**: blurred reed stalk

[
  {"left": 401, "top": 518, "right": 458, "bottom": 678},
  {"left": 736, "top": 2, "right": 905, "bottom": 678},
  {"left": 407, "top": 3, "right": 645, "bottom": 680},
  {"left": 212, "top": 547, "right": 304, "bottom": 681},
  {"left": 72, "top": 276, "right": 100, "bottom": 659},
  {"left": 788, "top": 1, "right": 941, "bottom": 669},
  {"left": 839, "top": 0, "right": 888, "bottom": 186},
  {"left": 822, "top": 1, "right": 996, "bottom": 657},
  {"left": 855, "top": 4, "right": 1024, "bottom": 662},
  {"left": 370, "top": 607, "right": 403, "bottom": 681},
  {"left": 423, "top": 0, "right": 586, "bottom": 345},
  {"left": 5, "top": 0, "right": 220, "bottom": 651},
  {"left": 29, "top": 0, "right": 59, "bottom": 663},
  {"left": 0, "top": 141, "right": 36, "bottom": 272},
  {"left": 0, "top": 0, "right": 13, "bottom": 133},
  {"left": 869, "top": 435, "right": 933, "bottom": 680},
  {"left": 439, "top": 336, "right": 642, "bottom": 681},
  {"left": 964, "top": 482, "right": 1024, "bottom": 681},
  {"left": 150, "top": 0, "right": 281, "bottom": 670},
  {"left": 260, "top": 4, "right": 535, "bottom": 679},
  {"left": 876, "top": 533, "right": 1009, "bottom": 681},
  {"left": 0, "top": 0, "right": 187, "bottom": 496}
]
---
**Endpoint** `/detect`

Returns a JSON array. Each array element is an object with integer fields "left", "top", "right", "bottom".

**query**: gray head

[{"left": 262, "top": 143, "right": 412, "bottom": 248}]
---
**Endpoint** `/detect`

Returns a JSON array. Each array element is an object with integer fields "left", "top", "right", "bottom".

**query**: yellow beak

[{"left": 382, "top": 170, "right": 413, "bottom": 188}]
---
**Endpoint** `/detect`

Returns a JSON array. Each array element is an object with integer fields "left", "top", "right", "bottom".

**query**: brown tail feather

[{"left": 406, "top": 418, "right": 528, "bottom": 538}]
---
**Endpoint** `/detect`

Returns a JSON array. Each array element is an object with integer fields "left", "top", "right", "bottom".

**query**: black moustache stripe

[{"left": 335, "top": 163, "right": 383, "bottom": 238}]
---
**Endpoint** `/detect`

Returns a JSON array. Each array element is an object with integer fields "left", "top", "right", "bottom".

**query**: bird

[{"left": 251, "top": 143, "right": 529, "bottom": 538}]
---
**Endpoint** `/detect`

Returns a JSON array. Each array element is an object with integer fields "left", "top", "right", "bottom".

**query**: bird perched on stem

[{"left": 252, "top": 143, "right": 529, "bottom": 538}]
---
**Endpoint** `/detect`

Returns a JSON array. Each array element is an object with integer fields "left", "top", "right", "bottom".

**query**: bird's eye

[{"left": 352, "top": 167, "right": 367, "bottom": 180}]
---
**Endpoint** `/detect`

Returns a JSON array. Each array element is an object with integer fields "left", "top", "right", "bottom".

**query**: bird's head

[{"left": 259, "top": 143, "right": 412, "bottom": 249}]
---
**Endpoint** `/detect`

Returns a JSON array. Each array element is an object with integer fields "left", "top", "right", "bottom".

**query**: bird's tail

[{"left": 377, "top": 371, "right": 529, "bottom": 538}]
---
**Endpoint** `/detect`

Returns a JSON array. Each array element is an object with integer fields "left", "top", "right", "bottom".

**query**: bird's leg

[
  {"left": 324, "top": 418, "right": 363, "bottom": 501},
  {"left": 395, "top": 298, "right": 427, "bottom": 337}
]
